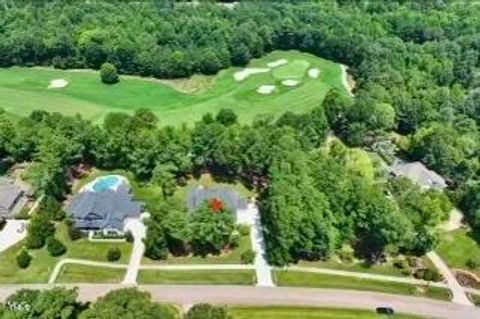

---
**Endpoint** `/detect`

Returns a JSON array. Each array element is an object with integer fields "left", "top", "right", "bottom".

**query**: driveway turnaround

[
  {"left": 1, "top": 285, "right": 480, "bottom": 319},
  {"left": 0, "top": 220, "right": 27, "bottom": 253},
  {"left": 236, "top": 203, "right": 274, "bottom": 286}
]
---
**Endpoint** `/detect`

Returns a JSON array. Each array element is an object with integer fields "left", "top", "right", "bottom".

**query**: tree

[
  {"left": 189, "top": 201, "right": 235, "bottom": 256},
  {"left": 47, "top": 237, "right": 67, "bottom": 257},
  {"left": 16, "top": 248, "right": 32, "bottom": 269},
  {"left": 107, "top": 247, "right": 121, "bottom": 262},
  {"left": 80, "top": 288, "right": 176, "bottom": 319},
  {"left": 26, "top": 213, "right": 55, "bottom": 249},
  {"left": 215, "top": 109, "right": 237, "bottom": 126},
  {"left": 152, "top": 164, "right": 177, "bottom": 198},
  {"left": 185, "top": 304, "right": 229, "bottom": 319},
  {"left": 41, "top": 196, "right": 66, "bottom": 221},
  {"left": 100, "top": 62, "right": 119, "bottom": 84},
  {"left": 144, "top": 221, "right": 169, "bottom": 260}
]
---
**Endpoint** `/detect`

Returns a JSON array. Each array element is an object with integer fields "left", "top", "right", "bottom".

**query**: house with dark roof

[
  {"left": 390, "top": 161, "right": 447, "bottom": 190},
  {"left": 187, "top": 186, "right": 247, "bottom": 220},
  {"left": 0, "top": 178, "right": 25, "bottom": 218},
  {"left": 67, "top": 185, "right": 142, "bottom": 235}
]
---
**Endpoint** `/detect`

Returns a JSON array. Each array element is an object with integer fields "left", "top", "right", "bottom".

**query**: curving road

[{"left": 1, "top": 284, "right": 479, "bottom": 318}]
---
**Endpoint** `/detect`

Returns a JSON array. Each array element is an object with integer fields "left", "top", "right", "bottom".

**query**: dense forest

[{"left": 1, "top": 1, "right": 480, "bottom": 265}]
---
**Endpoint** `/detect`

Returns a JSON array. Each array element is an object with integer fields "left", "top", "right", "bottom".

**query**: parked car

[{"left": 376, "top": 306, "right": 395, "bottom": 315}]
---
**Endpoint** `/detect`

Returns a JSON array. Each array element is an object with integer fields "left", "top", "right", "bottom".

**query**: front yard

[
  {"left": 437, "top": 228, "right": 480, "bottom": 277},
  {"left": 56, "top": 264, "right": 126, "bottom": 283}
]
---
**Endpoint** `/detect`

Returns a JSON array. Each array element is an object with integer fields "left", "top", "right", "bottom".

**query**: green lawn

[
  {"left": 0, "top": 50, "right": 347, "bottom": 126},
  {"left": 298, "top": 259, "right": 407, "bottom": 277},
  {"left": 138, "top": 269, "right": 256, "bottom": 285},
  {"left": 229, "top": 307, "right": 422, "bottom": 319},
  {"left": 437, "top": 228, "right": 480, "bottom": 277},
  {"left": 274, "top": 271, "right": 450, "bottom": 301},
  {"left": 143, "top": 234, "right": 251, "bottom": 265},
  {"left": 56, "top": 264, "right": 125, "bottom": 283}
]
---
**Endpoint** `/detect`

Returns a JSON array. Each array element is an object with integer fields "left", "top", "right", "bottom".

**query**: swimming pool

[{"left": 92, "top": 176, "right": 122, "bottom": 192}]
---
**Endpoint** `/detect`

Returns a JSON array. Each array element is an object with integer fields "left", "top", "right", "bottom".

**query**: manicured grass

[
  {"left": 138, "top": 269, "right": 256, "bottom": 285},
  {"left": 143, "top": 234, "right": 251, "bottom": 265},
  {"left": 470, "top": 293, "right": 480, "bottom": 306},
  {"left": 272, "top": 59, "right": 310, "bottom": 80},
  {"left": 0, "top": 50, "right": 347, "bottom": 126},
  {"left": 57, "top": 223, "right": 132, "bottom": 264},
  {"left": 229, "top": 306, "right": 422, "bottom": 319},
  {"left": 437, "top": 228, "right": 480, "bottom": 277},
  {"left": 298, "top": 259, "right": 407, "bottom": 277},
  {"left": 274, "top": 271, "right": 450, "bottom": 301},
  {"left": 56, "top": 264, "right": 125, "bottom": 283}
]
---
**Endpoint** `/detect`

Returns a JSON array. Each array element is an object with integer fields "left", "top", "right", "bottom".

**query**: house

[
  {"left": 67, "top": 184, "right": 142, "bottom": 235},
  {"left": 0, "top": 178, "right": 25, "bottom": 218},
  {"left": 187, "top": 185, "right": 248, "bottom": 218},
  {"left": 390, "top": 161, "right": 448, "bottom": 190}
]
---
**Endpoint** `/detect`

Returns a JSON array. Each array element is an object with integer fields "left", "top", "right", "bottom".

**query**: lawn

[
  {"left": 0, "top": 50, "right": 347, "bottom": 126},
  {"left": 298, "top": 258, "right": 407, "bottom": 277},
  {"left": 229, "top": 307, "right": 422, "bottom": 319},
  {"left": 56, "top": 264, "right": 125, "bottom": 283},
  {"left": 137, "top": 269, "right": 256, "bottom": 285},
  {"left": 436, "top": 228, "right": 480, "bottom": 277},
  {"left": 274, "top": 271, "right": 450, "bottom": 301}
]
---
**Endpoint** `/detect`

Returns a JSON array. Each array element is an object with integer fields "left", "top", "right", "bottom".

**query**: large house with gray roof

[
  {"left": 390, "top": 161, "right": 448, "bottom": 190},
  {"left": 67, "top": 184, "right": 142, "bottom": 235},
  {"left": 0, "top": 177, "right": 26, "bottom": 218}
]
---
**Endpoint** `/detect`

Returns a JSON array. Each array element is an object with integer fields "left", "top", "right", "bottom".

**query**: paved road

[
  {"left": 427, "top": 251, "right": 472, "bottom": 306},
  {"left": 1, "top": 284, "right": 479, "bottom": 319},
  {"left": 123, "top": 218, "right": 146, "bottom": 284},
  {"left": 0, "top": 220, "right": 27, "bottom": 253},
  {"left": 236, "top": 203, "right": 274, "bottom": 286}
]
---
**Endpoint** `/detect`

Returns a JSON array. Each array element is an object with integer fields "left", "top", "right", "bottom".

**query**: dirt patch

[{"left": 455, "top": 269, "right": 480, "bottom": 289}]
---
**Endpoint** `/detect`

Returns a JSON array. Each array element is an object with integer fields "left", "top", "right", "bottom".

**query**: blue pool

[{"left": 92, "top": 176, "right": 122, "bottom": 192}]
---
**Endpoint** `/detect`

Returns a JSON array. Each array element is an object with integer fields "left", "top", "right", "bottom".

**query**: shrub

[
  {"left": 0, "top": 217, "right": 6, "bottom": 231},
  {"left": 415, "top": 268, "right": 442, "bottom": 282},
  {"left": 466, "top": 257, "right": 480, "bottom": 269},
  {"left": 65, "top": 220, "right": 82, "bottom": 241},
  {"left": 125, "top": 231, "right": 134, "bottom": 243},
  {"left": 16, "top": 249, "right": 32, "bottom": 269},
  {"left": 393, "top": 258, "right": 408, "bottom": 270},
  {"left": 406, "top": 256, "right": 418, "bottom": 268},
  {"left": 229, "top": 231, "right": 240, "bottom": 248},
  {"left": 185, "top": 304, "right": 228, "bottom": 319},
  {"left": 26, "top": 214, "right": 55, "bottom": 249},
  {"left": 237, "top": 224, "right": 250, "bottom": 236},
  {"left": 100, "top": 62, "right": 119, "bottom": 84},
  {"left": 240, "top": 249, "right": 256, "bottom": 264},
  {"left": 107, "top": 248, "right": 122, "bottom": 262},
  {"left": 46, "top": 237, "right": 67, "bottom": 257},
  {"left": 338, "top": 245, "right": 354, "bottom": 263}
]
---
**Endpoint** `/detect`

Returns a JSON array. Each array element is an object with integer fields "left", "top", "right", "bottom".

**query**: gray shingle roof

[
  {"left": 0, "top": 178, "right": 23, "bottom": 217},
  {"left": 67, "top": 187, "right": 142, "bottom": 231},
  {"left": 391, "top": 161, "right": 447, "bottom": 189},
  {"left": 187, "top": 186, "right": 247, "bottom": 212}
]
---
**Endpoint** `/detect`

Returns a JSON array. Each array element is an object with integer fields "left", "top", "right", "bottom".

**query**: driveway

[
  {"left": 0, "top": 220, "right": 27, "bottom": 253},
  {"left": 1, "top": 285, "right": 480, "bottom": 319},
  {"left": 122, "top": 217, "right": 146, "bottom": 284}
]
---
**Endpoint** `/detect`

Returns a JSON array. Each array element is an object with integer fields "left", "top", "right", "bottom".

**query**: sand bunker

[
  {"left": 308, "top": 68, "right": 320, "bottom": 78},
  {"left": 282, "top": 79, "right": 299, "bottom": 87},
  {"left": 234, "top": 68, "right": 270, "bottom": 81},
  {"left": 267, "top": 59, "right": 288, "bottom": 68},
  {"left": 48, "top": 78, "right": 69, "bottom": 89},
  {"left": 257, "top": 85, "right": 276, "bottom": 94}
]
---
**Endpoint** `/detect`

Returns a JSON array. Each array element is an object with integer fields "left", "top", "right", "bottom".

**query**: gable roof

[
  {"left": 0, "top": 178, "right": 23, "bottom": 217},
  {"left": 390, "top": 161, "right": 447, "bottom": 189},
  {"left": 187, "top": 186, "right": 247, "bottom": 212},
  {"left": 67, "top": 187, "right": 142, "bottom": 230}
]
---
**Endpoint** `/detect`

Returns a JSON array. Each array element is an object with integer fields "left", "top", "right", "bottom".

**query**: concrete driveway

[
  {"left": 0, "top": 220, "right": 27, "bottom": 253},
  {"left": 122, "top": 218, "right": 146, "bottom": 284}
]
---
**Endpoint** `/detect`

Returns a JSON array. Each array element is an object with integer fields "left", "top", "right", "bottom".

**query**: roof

[
  {"left": 0, "top": 178, "right": 23, "bottom": 217},
  {"left": 390, "top": 161, "right": 447, "bottom": 189},
  {"left": 187, "top": 186, "right": 247, "bottom": 212},
  {"left": 67, "top": 187, "right": 142, "bottom": 230}
]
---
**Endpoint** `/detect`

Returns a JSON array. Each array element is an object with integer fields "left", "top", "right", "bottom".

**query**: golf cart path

[
  {"left": 1, "top": 284, "right": 480, "bottom": 319},
  {"left": 236, "top": 203, "right": 274, "bottom": 287},
  {"left": 427, "top": 251, "right": 473, "bottom": 306}
]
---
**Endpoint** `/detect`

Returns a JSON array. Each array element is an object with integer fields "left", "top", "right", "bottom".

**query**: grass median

[
  {"left": 274, "top": 270, "right": 450, "bottom": 301},
  {"left": 56, "top": 264, "right": 126, "bottom": 283},
  {"left": 138, "top": 269, "right": 256, "bottom": 285}
]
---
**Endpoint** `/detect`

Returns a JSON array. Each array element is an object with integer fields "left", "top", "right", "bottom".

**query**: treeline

[{"left": 0, "top": 287, "right": 226, "bottom": 319}]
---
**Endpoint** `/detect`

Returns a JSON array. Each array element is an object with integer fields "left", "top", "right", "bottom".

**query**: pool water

[{"left": 92, "top": 176, "right": 121, "bottom": 192}]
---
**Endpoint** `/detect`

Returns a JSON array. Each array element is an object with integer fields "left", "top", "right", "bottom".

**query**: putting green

[
  {"left": 272, "top": 60, "right": 311, "bottom": 80},
  {"left": 0, "top": 50, "right": 348, "bottom": 126}
]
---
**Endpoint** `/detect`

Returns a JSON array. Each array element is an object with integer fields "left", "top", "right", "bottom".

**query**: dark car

[{"left": 376, "top": 307, "right": 395, "bottom": 315}]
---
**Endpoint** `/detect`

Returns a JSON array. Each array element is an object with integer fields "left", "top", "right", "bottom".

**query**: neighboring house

[
  {"left": 0, "top": 178, "right": 25, "bottom": 218},
  {"left": 67, "top": 184, "right": 142, "bottom": 235},
  {"left": 390, "top": 161, "right": 448, "bottom": 190},
  {"left": 187, "top": 185, "right": 248, "bottom": 220}
]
